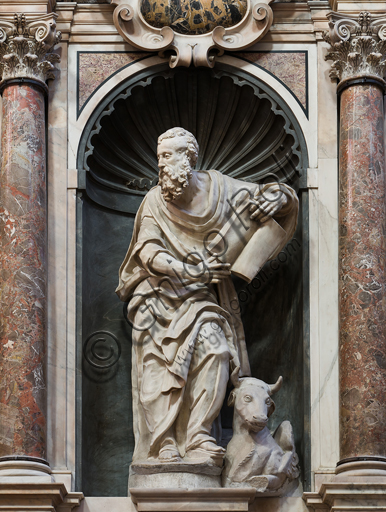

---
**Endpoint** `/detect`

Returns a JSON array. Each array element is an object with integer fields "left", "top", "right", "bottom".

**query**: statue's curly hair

[{"left": 158, "top": 127, "right": 199, "bottom": 167}]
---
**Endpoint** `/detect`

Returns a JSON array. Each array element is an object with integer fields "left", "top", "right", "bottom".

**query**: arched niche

[{"left": 76, "top": 62, "right": 309, "bottom": 497}]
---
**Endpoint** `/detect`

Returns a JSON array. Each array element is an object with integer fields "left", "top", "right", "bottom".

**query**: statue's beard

[{"left": 159, "top": 160, "right": 193, "bottom": 202}]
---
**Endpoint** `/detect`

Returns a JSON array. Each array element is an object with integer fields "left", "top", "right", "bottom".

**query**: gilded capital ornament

[
  {"left": 0, "top": 13, "right": 62, "bottom": 87},
  {"left": 324, "top": 11, "right": 386, "bottom": 85}
]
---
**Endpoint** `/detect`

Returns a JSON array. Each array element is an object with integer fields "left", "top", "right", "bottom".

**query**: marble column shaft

[
  {"left": 0, "top": 12, "right": 60, "bottom": 462},
  {"left": 0, "top": 83, "right": 47, "bottom": 459},
  {"left": 339, "top": 82, "right": 386, "bottom": 459}
]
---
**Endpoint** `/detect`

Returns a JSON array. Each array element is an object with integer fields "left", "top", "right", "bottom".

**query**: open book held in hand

[{"left": 205, "top": 197, "right": 287, "bottom": 283}]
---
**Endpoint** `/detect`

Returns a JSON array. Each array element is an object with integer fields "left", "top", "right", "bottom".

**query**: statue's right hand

[
  {"left": 183, "top": 255, "right": 230, "bottom": 285},
  {"left": 199, "top": 255, "right": 231, "bottom": 284}
]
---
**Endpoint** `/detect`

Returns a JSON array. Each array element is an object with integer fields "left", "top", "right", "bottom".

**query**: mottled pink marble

[
  {"left": 78, "top": 52, "right": 149, "bottom": 112},
  {"left": 0, "top": 84, "right": 47, "bottom": 458},
  {"left": 235, "top": 52, "right": 307, "bottom": 112},
  {"left": 78, "top": 52, "right": 307, "bottom": 115},
  {"left": 339, "top": 83, "right": 386, "bottom": 460}
]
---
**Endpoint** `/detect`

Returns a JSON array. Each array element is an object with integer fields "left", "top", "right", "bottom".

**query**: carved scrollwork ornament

[
  {"left": 109, "top": 0, "right": 273, "bottom": 68},
  {"left": 0, "top": 12, "right": 62, "bottom": 89},
  {"left": 324, "top": 11, "right": 386, "bottom": 88}
]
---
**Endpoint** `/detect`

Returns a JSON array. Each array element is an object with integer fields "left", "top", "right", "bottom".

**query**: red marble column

[
  {"left": 339, "top": 82, "right": 386, "bottom": 461},
  {"left": 0, "top": 83, "right": 47, "bottom": 459}
]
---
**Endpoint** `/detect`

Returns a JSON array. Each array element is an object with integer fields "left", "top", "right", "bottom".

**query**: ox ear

[
  {"left": 230, "top": 366, "right": 241, "bottom": 388},
  {"left": 228, "top": 390, "right": 236, "bottom": 407},
  {"left": 269, "top": 376, "right": 283, "bottom": 396},
  {"left": 267, "top": 399, "right": 276, "bottom": 417}
]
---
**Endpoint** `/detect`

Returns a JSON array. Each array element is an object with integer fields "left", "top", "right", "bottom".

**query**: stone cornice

[
  {"left": 324, "top": 11, "right": 386, "bottom": 85},
  {"left": 328, "top": 0, "right": 386, "bottom": 15},
  {"left": 55, "top": 2, "right": 76, "bottom": 41},
  {"left": 51, "top": 2, "right": 318, "bottom": 44},
  {"left": 0, "top": 1, "right": 55, "bottom": 15},
  {"left": 0, "top": 12, "right": 62, "bottom": 87}
]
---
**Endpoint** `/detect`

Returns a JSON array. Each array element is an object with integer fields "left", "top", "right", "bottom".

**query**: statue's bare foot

[
  {"left": 158, "top": 443, "right": 182, "bottom": 463},
  {"left": 185, "top": 441, "right": 225, "bottom": 467},
  {"left": 198, "top": 441, "right": 226, "bottom": 454}
]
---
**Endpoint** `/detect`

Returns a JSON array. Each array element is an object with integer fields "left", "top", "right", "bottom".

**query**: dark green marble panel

[{"left": 80, "top": 195, "right": 135, "bottom": 496}]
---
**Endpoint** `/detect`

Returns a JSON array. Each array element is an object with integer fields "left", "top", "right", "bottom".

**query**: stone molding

[
  {"left": 110, "top": 0, "right": 273, "bottom": 68},
  {"left": 55, "top": 3, "right": 76, "bottom": 41},
  {"left": 129, "top": 488, "right": 256, "bottom": 511},
  {"left": 304, "top": 461, "right": 386, "bottom": 512},
  {"left": 0, "top": 483, "right": 83, "bottom": 512},
  {"left": 0, "top": 1, "right": 55, "bottom": 15},
  {"left": 323, "top": 11, "right": 386, "bottom": 85},
  {"left": 328, "top": 1, "right": 386, "bottom": 14},
  {"left": 304, "top": 482, "right": 386, "bottom": 512},
  {"left": 0, "top": 12, "right": 62, "bottom": 87},
  {"left": 54, "top": 2, "right": 315, "bottom": 44}
]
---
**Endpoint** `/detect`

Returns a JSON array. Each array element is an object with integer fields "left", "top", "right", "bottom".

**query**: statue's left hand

[{"left": 249, "top": 185, "right": 287, "bottom": 222}]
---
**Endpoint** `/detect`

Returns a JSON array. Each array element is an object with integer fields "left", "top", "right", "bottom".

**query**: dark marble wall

[
  {"left": 80, "top": 195, "right": 134, "bottom": 496},
  {"left": 228, "top": 208, "right": 305, "bottom": 479}
]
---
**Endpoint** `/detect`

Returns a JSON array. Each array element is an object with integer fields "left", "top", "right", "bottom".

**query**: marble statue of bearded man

[{"left": 116, "top": 128, "right": 299, "bottom": 466}]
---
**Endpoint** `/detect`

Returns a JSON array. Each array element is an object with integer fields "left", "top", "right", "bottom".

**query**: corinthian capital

[
  {"left": 324, "top": 11, "right": 386, "bottom": 83},
  {"left": 0, "top": 13, "right": 62, "bottom": 86}
]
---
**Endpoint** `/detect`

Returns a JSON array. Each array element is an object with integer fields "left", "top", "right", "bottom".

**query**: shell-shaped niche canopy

[
  {"left": 81, "top": 64, "right": 306, "bottom": 214},
  {"left": 140, "top": 0, "right": 247, "bottom": 35}
]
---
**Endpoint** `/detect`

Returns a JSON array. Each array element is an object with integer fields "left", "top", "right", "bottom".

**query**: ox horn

[
  {"left": 230, "top": 366, "right": 241, "bottom": 388},
  {"left": 269, "top": 376, "right": 283, "bottom": 395}
]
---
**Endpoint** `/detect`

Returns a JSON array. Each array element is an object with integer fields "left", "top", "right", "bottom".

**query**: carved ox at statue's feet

[{"left": 222, "top": 368, "right": 300, "bottom": 494}]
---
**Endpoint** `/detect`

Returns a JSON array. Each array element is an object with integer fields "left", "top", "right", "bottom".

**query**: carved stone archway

[{"left": 79, "top": 63, "right": 306, "bottom": 213}]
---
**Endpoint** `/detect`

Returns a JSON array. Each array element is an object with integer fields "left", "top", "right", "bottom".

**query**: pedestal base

[
  {"left": 130, "top": 488, "right": 256, "bottom": 512},
  {"left": 129, "top": 461, "right": 222, "bottom": 488},
  {"left": 0, "top": 460, "right": 83, "bottom": 511},
  {"left": 303, "top": 460, "right": 386, "bottom": 511},
  {"left": 0, "top": 483, "right": 83, "bottom": 512},
  {"left": 0, "top": 458, "right": 53, "bottom": 484}
]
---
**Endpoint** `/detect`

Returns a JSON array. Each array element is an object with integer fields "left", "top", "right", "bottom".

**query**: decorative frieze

[
  {"left": 324, "top": 11, "right": 386, "bottom": 83},
  {"left": 0, "top": 13, "right": 61, "bottom": 86}
]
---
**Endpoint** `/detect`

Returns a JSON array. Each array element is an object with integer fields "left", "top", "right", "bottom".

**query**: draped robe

[{"left": 116, "top": 170, "right": 298, "bottom": 461}]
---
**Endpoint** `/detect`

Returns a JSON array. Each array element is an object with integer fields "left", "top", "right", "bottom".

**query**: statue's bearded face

[{"left": 157, "top": 137, "right": 193, "bottom": 202}]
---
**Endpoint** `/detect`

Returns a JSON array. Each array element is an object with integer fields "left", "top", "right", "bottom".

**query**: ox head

[{"left": 228, "top": 367, "right": 283, "bottom": 432}]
